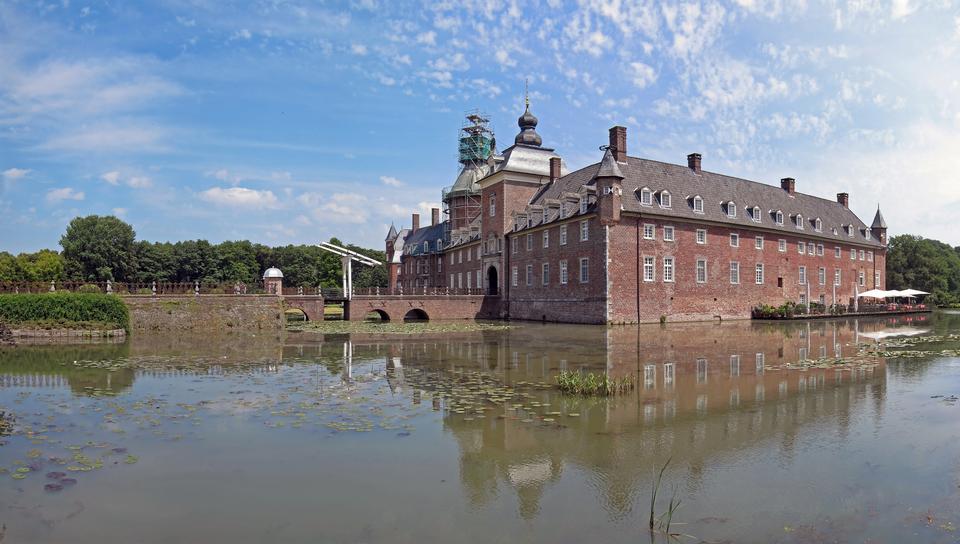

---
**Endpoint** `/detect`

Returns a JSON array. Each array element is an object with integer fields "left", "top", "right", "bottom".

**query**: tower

[
  {"left": 444, "top": 112, "right": 495, "bottom": 231},
  {"left": 871, "top": 206, "right": 887, "bottom": 246},
  {"left": 596, "top": 147, "right": 624, "bottom": 225}
]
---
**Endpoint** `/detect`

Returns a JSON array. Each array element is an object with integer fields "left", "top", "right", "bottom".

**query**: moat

[{"left": 3, "top": 313, "right": 960, "bottom": 543}]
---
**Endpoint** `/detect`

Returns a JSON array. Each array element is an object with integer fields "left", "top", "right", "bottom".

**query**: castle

[{"left": 384, "top": 103, "right": 887, "bottom": 324}]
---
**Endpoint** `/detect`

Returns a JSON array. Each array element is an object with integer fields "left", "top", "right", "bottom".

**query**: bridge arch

[
  {"left": 364, "top": 309, "right": 390, "bottom": 322},
  {"left": 486, "top": 265, "right": 499, "bottom": 295},
  {"left": 403, "top": 308, "right": 429, "bottom": 322}
]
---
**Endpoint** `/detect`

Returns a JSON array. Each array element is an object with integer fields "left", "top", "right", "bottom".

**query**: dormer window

[
  {"left": 814, "top": 218, "right": 822, "bottom": 232},
  {"left": 751, "top": 206, "right": 761, "bottom": 223},
  {"left": 423, "top": 241, "right": 429, "bottom": 253},
  {"left": 727, "top": 201, "right": 737, "bottom": 218},
  {"left": 832, "top": 227, "right": 838, "bottom": 235},
  {"left": 865, "top": 227, "right": 871, "bottom": 239},
  {"left": 579, "top": 196, "right": 588, "bottom": 214},
  {"left": 775, "top": 210, "right": 784, "bottom": 225},
  {"left": 847, "top": 225, "right": 854, "bottom": 237},
  {"left": 437, "top": 239, "right": 443, "bottom": 250},
  {"left": 639, "top": 187, "right": 652, "bottom": 206},
  {"left": 693, "top": 195, "right": 704, "bottom": 213},
  {"left": 795, "top": 214, "right": 804, "bottom": 229},
  {"left": 559, "top": 204, "right": 567, "bottom": 219},
  {"left": 660, "top": 191, "right": 672, "bottom": 208}
]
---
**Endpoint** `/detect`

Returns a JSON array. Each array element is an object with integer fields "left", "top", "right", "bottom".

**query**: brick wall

[{"left": 124, "top": 295, "right": 284, "bottom": 331}]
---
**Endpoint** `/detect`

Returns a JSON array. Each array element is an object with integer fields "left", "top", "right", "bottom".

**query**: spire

[
  {"left": 596, "top": 147, "right": 624, "bottom": 179},
  {"left": 871, "top": 205, "right": 887, "bottom": 229},
  {"left": 385, "top": 222, "right": 398, "bottom": 241},
  {"left": 514, "top": 83, "right": 542, "bottom": 147}
]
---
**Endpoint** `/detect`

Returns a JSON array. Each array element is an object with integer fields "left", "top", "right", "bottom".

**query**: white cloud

[
  {"left": 416, "top": 31, "right": 436, "bottom": 45},
  {"left": 46, "top": 187, "right": 85, "bottom": 203},
  {"left": 233, "top": 28, "right": 252, "bottom": 40},
  {"left": 199, "top": 187, "right": 279, "bottom": 208},
  {"left": 101, "top": 171, "right": 121, "bottom": 185},
  {"left": 351, "top": 43, "right": 368, "bottom": 55},
  {"left": 112, "top": 207, "right": 128, "bottom": 217},
  {"left": 429, "top": 52, "right": 468, "bottom": 71},
  {"left": 629, "top": 62, "right": 657, "bottom": 89},
  {"left": 2, "top": 168, "right": 30, "bottom": 181},
  {"left": 127, "top": 176, "right": 152, "bottom": 188},
  {"left": 380, "top": 175, "right": 404, "bottom": 187},
  {"left": 41, "top": 125, "right": 168, "bottom": 152},
  {"left": 891, "top": 0, "right": 915, "bottom": 19}
]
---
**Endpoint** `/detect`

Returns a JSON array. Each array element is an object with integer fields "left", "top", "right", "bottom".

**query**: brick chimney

[
  {"left": 411, "top": 213, "right": 420, "bottom": 233},
  {"left": 549, "top": 157, "right": 561, "bottom": 183},
  {"left": 608, "top": 126, "right": 627, "bottom": 163},
  {"left": 780, "top": 177, "right": 796, "bottom": 195},
  {"left": 687, "top": 153, "right": 702, "bottom": 174},
  {"left": 837, "top": 193, "right": 849, "bottom": 208},
  {"left": 431, "top": 207, "right": 440, "bottom": 226}
]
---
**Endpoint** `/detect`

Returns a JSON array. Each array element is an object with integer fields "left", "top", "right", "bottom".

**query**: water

[{"left": 3, "top": 313, "right": 960, "bottom": 543}]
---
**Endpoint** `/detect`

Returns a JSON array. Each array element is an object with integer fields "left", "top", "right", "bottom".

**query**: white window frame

[
  {"left": 541, "top": 262, "right": 549, "bottom": 286},
  {"left": 525, "top": 264, "right": 533, "bottom": 286},
  {"left": 807, "top": 242, "right": 815, "bottom": 254},
  {"left": 579, "top": 257, "right": 589, "bottom": 283},
  {"left": 663, "top": 257, "right": 675, "bottom": 282},
  {"left": 559, "top": 224, "right": 567, "bottom": 245},
  {"left": 643, "top": 223, "right": 655, "bottom": 240},
  {"left": 696, "top": 259, "right": 707, "bottom": 283},
  {"left": 730, "top": 261, "right": 740, "bottom": 284},
  {"left": 751, "top": 206, "right": 761, "bottom": 223},
  {"left": 526, "top": 234, "right": 533, "bottom": 251},
  {"left": 775, "top": 211, "right": 784, "bottom": 225},
  {"left": 755, "top": 263, "right": 764, "bottom": 285},
  {"left": 643, "top": 256, "right": 655, "bottom": 282},
  {"left": 660, "top": 191, "right": 672, "bottom": 208},
  {"left": 580, "top": 220, "right": 589, "bottom": 241},
  {"left": 778, "top": 239, "right": 786, "bottom": 252},
  {"left": 817, "top": 244, "right": 824, "bottom": 256},
  {"left": 858, "top": 271, "right": 865, "bottom": 287},
  {"left": 868, "top": 251, "right": 873, "bottom": 262},
  {"left": 696, "top": 229, "right": 707, "bottom": 245},
  {"left": 579, "top": 196, "right": 588, "bottom": 214},
  {"left": 815, "top": 218, "right": 822, "bottom": 232},
  {"left": 818, "top": 266, "right": 826, "bottom": 285},
  {"left": 640, "top": 187, "right": 652, "bottom": 206},
  {"left": 727, "top": 202, "right": 737, "bottom": 218},
  {"left": 834, "top": 269, "right": 841, "bottom": 286},
  {"left": 799, "top": 265, "right": 807, "bottom": 285},
  {"left": 859, "top": 249, "right": 865, "bottom": 261},
  {"left": 542, "top": 230, "right": 549, "bottom": 249},
  {"left": 693, "top": 195, "right": 704, "bottom": 213},
  {"left": 559, "top": 260, "right": 568, "bottom": 284},
  {"left": 755, "top": 235, "right": 764, "bottom": 250},
  {"left": 850, "top": 248, "right": 856, "bottom": 260},
  {"left": 730, "top": 233, "right": 739, "bottom": 247},
  {"left": 798, "top": 242, "right": 805, "bottom": 254},
  {"left": 489, "top": 193, "right": 496, "bottom": 217},
  {"left": 511, "top": 266, "right": 518, "bottom": 287},
  {"left": 663, "top": 225, "right": 675, "bottom": 242},
  {"left": 795, "top": 214, "right": 804, "bottom": 229},
  {"left": 835, "top": 246, "right": 841, "bottom": 258}
]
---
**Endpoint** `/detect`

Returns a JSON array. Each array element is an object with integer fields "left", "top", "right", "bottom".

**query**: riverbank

[{"left": 287, "top": 319, "right": 512, "bottom": 335}]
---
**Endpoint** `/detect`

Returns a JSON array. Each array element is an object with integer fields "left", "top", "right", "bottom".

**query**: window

[
  {"left": 850, "top": 248, "right": 856, "bottom": 260},
  {"left": 696, "top": 229, "right": 707, "bottom": 244},
  {"left": 755, "top": 235, "right": 764, "bottom": 250},
  {"left": 511, "top": 266, "right": 518, "bottom": 287},
  {"left": 730, "top": 355, "right": 741, "bottom": 377},
  {"left": 450, "top": 273, "right": 454, "bottom": 286},
  {"left": 450, "top": 252, "right": 455, "bottom": 265},
  {"left": 640, "top": 187, "right": 652, "bottom": 206},
  {"left": 775, "top": 211, "right": 784, "bottom": 225},
  {"left": 868, "top": 251, "right": 873, "bottom": 262},
  {"left": 525, "top": 265, "right": 533, "bottom": 286},
  {"left": 799, "top": 265, "right": 807, "bottom": 285},
  {"left": 559, "top": 225, "right": 567, "bottom": 245},
  {"left": 660, "top": 191, "right": 672, "bottom": 208},
  {"left": 835, "top": 246, "right": 841, "bottom": 258},
  {"left": 511, "top": 237, "right": 517, "bottom": 254},
  {"left": 858, "top": 271, "right": 865, "bottom": 287},
  {"left": 756, "top": 263, "right": 764, "bottom": 284},
  {"left": 795, "top": 214, "right": 804, "bottom": 229},
  {"left": 848, "top": 225, "right": 855, "bottom": 237},
  {"left": 730, "top": 233, "right": 740, "bottom": 247},
  {"left": 875, "top": 271, "right": 880, "bottom": 287},
  {"left": 643, "top": 223, "right": 655, "bottom": 240},
  {"left": 477, "top": 246, "right": 481, "bottom": 259},
  {"left": 579, "top": 196, "right": 588, "bottom": 214},
  {"left": 805, "top": 242, "right": 813, "bottom": 254},
  {"left": 489, "top": 193, "right": 496, "bottom": 217},
  {"left": 579, "top": 257, "right": 589, "bottom": 283},
  {"left": 643, "top": 256, "right": 655, "bottom": 282},
  {"left": 542, "top": 263, "right": 549, "bottom": 285},
  {"left": 560, "top": 260, "right": 568, "bottom": 284},
  {"left": 466, "top": 271, "right": 471, "bottom": 288},
  {"left": 580, "top": 220, "right": 589, "bottom": 241},
  {"left": 423, "top": 241, "right": 429, "bottom": 253},
  {"left": 816, "top": 244, "right": 823, "bottom": 256},
  {"left": 457, "top": 272, "right": 462, "bottom": 288},
  {"left": 834, "top": 269, "right": 841, "bottom": 286},
  {"left": 727, "top": 202, "right": 737, "bottom": 218},
  {"left": 663, "top": 257, "right": 675, "bottom": 282},
  {"left": 779, "top": 239, "right": 786, "bottom": 252},
  {"left": 526, "top": 234, "right": 533, "bottom": 251},
  {"left": 751, "top": 206, "right": 761, "bottom": 223},
  {"left": 559, "top": 204, "right": 567, "bottom": 220},
  {"left": 730, "top": 261, "right": 740, "bottom": 284},
  {"left": 815, "top": 218, "right": 822, "bottom": 232},
  {"left": 663, "top": 226, "right": 675, "bottom": 241},
  {"left": 696, "top": 359, "right": 708, "bottom": 384},
  {"left": 696, "top": 259, "right": 707, "bottom": 283},
  {"left": 798, "top": 242, "right": 805, "bottom": 254},
  {"left": 818, "top": 267, "right": 826, "bottom": 285},
  {"left": 756, "top": 352, "right": 765, "bottom": 374},
  {"left": 664, "top": 362, "right": 675, "bottom": 385},
  {"left": 799, "top": 293, "right": 806, "bottom": 305},
  {"left": 468, "top": 246, "right": 472, "bottom": 261},
  {"left": 438, "top": 256, "right": 442, "bottom": 273},
  {"left": 477, "top": 270, "right": 481, "bottom": 288},
  {"left": 543, "top": 230, "right": 549, "bottom": 248},
  {"left": 865, "top": 228, "right": 871, "bottom": 240},
  {"left": 693, "top": 196, "right": 704, "bottom": 213},
  {"left": 859, "top": 249, "right": 865, "bottom": 261}
]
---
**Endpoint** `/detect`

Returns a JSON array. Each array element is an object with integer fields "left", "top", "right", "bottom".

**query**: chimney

[
  {"left": 687, "top": 153, "right": 702, "bottom": 174},
  {"left": 608, "top": 126, "right": 627, "bottom": 163},
  {"left": 780, "top": 177, "right": 796, "bottom": 195},
  {"left": 411, "top": 213, "right": 420, "bottom": 233},
  {"left": 431, "top": 207, "right": 440, "bottom": 226},
  {"left": 837, "top": 192, "right": 849, "bottom": 208},
  {"left": 549, "top": 157, "right": 561, "bottom": 183}
]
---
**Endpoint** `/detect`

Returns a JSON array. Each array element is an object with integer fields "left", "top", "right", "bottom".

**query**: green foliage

[
  {"left": 555, "top": 370, "right": 634, "bottom": 396},
  {"left": 0, "top": 293, "right": 129, "bottom": 331},
  {"left": 0, "top": 250, "right": 65, "bottom": 281},
  {"left": 887, "top": 234, "right": 960, "bottom": 305},
  {"left": 61, "top": 215, "right": 137, "bottom": 281},
  {"left": 77, "top": 284, "right": 103, "bottom": 294}
]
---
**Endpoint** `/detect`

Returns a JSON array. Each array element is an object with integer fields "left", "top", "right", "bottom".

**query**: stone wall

[
  {"left": 123, "top": 295, "right": 284, "bottom": 332},
  {"left": 346, "top": 295, "right": 501, "bottom": 322}
]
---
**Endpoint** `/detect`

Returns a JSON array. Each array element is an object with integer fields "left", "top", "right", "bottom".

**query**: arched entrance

[
  {"left": 284, "top": 308, "right": 309, "bottom": 322},
  {"left": 486, "top": 265, "right": 498, "bottom": 295},
  {"left": 403, "top": 308, "right": 429, "bottom": 322},
  {"left": 365, "top": 309, "right": 390, "bottom": 322}
]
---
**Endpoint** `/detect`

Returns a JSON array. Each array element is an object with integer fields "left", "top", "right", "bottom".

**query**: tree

[
  {"left": 887, "top": 234, "right": 960, "bottom": 304},
  {"left": 60, "top": 216, "right": 137, "bottom": 281},
  {"left": 16, "top": 250, "right": 65, "bottom": 281},
  {"left": 0, "top": 252, "right": 17, "bottom": 282}
]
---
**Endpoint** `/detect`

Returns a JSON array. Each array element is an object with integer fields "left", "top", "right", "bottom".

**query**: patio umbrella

[
  {"left": 899, "top": 289, "right": 930, "bottom": 296},
  {"left": 857, "top": 289, "right": 890, "bottom": 299}
]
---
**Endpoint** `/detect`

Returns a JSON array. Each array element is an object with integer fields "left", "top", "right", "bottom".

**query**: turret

[
  {"left": 871, "top": 206, "right": 888, "bottom": 246},
  {"left": 596, "top": 146, "right": 624, "bottom": 225}
]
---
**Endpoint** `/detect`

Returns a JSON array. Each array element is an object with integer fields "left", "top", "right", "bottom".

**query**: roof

[
  {"left": 493, "top": 144, "right": 565, "bottom": 177},
  {"left": 262, "top": 267, "right": 283, "bottom": 278},
  {"left": 532, "top": 155, "right": 885, "bottom": 247},
  {"left": 401, "top": 222, "right": 447, "bottom": 256},
  {"left": 446, "top": 162, "right": 490, "bottom": 198},
  {"left": 596, "top": 148, "right": 623, "bottom": 179},
  {"left": 385, "top": 223, "right": 398, "bottom": 241},
  {"left": 871, "top": 207, "right": 887, "bottom": 229},
  {"left": 389, "top": 228, "right": 410, "bottom": 263}
]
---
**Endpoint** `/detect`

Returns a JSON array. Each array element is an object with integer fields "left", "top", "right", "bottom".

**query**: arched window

[
  {"left": 693, "top": 195, "right": 704, "bottom": 213},
  {"left": 727, "top": 201, "right": 736, "bottom": 218},
  {"left": 423, "top": 241, "right": 429, "bottom": 252},
  {"left": 751, "top": 206, "right": 761, "bottom": 223},
  {"left": 814, "top": 218, "right": 822, "bottom": 232},
  {"left": 795, "top": 214, "right": 804, "bottom": 229},
  {"left": 775, "top": 210, "right": 784, "bottom": 225},
  {"left": 660, "top": 191, "right": 672, "bottom": 208},
  {"left": 639, "top": 187, "right": 652, "bottom": 206},
  {"left": 865, "top": 227, "right": 871, "bottom": 239},
  {"left": 436, "top": 238, "right": 443, "bottom": 250}
]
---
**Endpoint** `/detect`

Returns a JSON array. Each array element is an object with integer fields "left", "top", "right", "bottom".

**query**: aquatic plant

[
  {"left": 555, "top": 370, "right": 633, "bottom": 396},
  {"left": 649, "top": 457, "right": 685, "bottom": 539}
]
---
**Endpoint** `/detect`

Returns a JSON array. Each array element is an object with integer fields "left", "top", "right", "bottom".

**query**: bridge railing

[
  {"left": 352, "top": 287, "right": 486, "bottom": 297},
  {"left": 0, "top": 280, "right": 281, "bottom": 296}
]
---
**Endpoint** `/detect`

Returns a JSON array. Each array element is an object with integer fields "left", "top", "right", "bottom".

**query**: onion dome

[
  {"left": 262, "top": 267, "right": 284, "bottom": 279},
  {"left": 514, "top": 105, "right": 542, "bottom": 147}
]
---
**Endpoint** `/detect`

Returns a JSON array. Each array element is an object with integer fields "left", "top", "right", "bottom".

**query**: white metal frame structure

[{"left": 317, "top": 242, "right": 382, "bottom": 300}]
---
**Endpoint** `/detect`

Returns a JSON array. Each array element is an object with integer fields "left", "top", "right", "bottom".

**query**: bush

[
  {"left": 77, "top": 283, "right": 102, "bottom": 293},
  {"left": 0, "top": 293, "right": 129, "bottom": 331}
]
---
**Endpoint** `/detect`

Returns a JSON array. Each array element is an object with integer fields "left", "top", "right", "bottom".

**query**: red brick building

[{"left": 386, "top": 105, "right": 887, "bottom": 324}]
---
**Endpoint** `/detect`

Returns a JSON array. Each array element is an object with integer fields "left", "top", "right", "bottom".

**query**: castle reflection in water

[{"left": 0, "top": 313, "right": 941, "bottom": 521}]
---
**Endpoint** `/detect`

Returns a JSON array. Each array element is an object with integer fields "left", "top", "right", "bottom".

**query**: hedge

[{"left": 0, "top": 293, "right": 129, "bottom": 331}]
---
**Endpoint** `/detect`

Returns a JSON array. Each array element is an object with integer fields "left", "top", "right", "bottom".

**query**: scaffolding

[{"left": 458, "top": 110, "right": 495, "bottom": 168}]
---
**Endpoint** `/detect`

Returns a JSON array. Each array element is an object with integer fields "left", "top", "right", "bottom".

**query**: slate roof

[
  {"left": 871, "top": 207, "right": 887, "bottom": 229},
  {"left": 530, "top": 155, "right": 885, "bottom": 248},
  {"left": 401, "top": 222, "right": 447, "bottom": 256}
]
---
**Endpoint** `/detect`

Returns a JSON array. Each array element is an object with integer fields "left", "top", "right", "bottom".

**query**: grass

[
  {"left": 555, "top": 370, "right": 634, "bottom": 396},
  {"left": 649, "top": 457, "right": 686, "bottom": 540},
  {"left": 287, "top": 320, "right": 512, "bottom": 335}
]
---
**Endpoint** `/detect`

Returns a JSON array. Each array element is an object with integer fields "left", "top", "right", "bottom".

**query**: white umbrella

[
  {"left": 857, "top": 289, "right": 890, "bottom": 299},
  {"left": 899, "top": 288, "right": 930, "bottom": 296}
]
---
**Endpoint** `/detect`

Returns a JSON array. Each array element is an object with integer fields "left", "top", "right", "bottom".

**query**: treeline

[
  {"left": 0, "top": 215, "right": 387, "bottom": 289},
  {"left": 887, "top": 234, "right": 960, "bottom": 304}
]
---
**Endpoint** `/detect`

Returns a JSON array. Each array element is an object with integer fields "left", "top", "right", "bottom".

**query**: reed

[{"left": 555, "top": 370, "right": 633, "bottom": 396}]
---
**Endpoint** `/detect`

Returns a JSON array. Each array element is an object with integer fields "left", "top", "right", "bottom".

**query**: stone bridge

[
  {"left": 282, "top": 295, "right": 326, "bottom": 322},
  {"left": 344, "top": 294, "right": 502, "bottom": 322}
]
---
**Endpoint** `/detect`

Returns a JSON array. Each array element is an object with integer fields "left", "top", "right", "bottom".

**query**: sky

[{"left": 2, "top": 0, "right": 960, "bottom": 254}]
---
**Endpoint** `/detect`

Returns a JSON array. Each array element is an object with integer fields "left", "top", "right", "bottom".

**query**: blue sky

[{"left": 2, "top": 0, "right": 959, "bottom": 253}]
